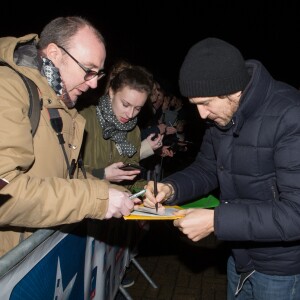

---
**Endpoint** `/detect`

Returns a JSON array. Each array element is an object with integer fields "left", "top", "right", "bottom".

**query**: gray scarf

[{"left": 96, "top": 94, "right": 137, "bottom": 157}]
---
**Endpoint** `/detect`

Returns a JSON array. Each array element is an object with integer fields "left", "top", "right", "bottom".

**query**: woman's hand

[{"left": 105, "top": 162, "right": 140, "bottom": 182}]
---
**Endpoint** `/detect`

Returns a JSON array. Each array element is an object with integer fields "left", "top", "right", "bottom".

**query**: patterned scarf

[
  {"left": 41, "top": 57, "right": 73, "bottom": 108},
  {"left": 96, "top": 94, "right": 137, "bottom": 157}
]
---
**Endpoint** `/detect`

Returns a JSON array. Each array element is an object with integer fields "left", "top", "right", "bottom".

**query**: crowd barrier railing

[{"left": 0, "top": 219, "right": 143, "bottom": 300}]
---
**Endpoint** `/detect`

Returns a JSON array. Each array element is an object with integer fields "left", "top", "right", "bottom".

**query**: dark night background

[{"left": 1, "top": 1, "right": 300, "bottom": 92}]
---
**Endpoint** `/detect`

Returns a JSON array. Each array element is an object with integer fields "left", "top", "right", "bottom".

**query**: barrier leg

[
  {"left": 131, "top": 257, "right": 158, "bottom": 289},
  {"left": 118, "top": 285, "right": 133, "bottom": 300}
]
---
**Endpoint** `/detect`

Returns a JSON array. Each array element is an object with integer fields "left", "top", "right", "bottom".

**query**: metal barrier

[
  {"left": 0, "top": 219, "right": 156, "bottom": 300},
  {"left": 0, "top": 228, "right": 55, "bottom": 278},
  {"left": 0, "top": 220, "right": 131, "bottom": 299}
]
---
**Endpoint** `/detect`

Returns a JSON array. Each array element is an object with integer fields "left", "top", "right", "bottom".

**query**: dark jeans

[{"left": 227, "top": 255, "right": 300, "bottom": 300}]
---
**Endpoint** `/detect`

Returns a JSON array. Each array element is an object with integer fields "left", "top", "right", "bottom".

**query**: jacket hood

[
  {"left": 0, "top": 34, "right": 64, "bottom": 109},
  {"left": 0, "top": 34, "right": 39, "bottom": 72}
]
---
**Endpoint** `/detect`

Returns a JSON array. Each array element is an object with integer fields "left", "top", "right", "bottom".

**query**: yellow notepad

[{"left": 124, "top": 205, "right": 184, "bottom": 220}]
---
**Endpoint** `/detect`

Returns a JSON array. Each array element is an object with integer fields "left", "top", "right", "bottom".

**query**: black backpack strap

[
  {"left": 21, "top": 75, "right": 41, "bottom": 136},
  {"left": 0, "top": 61, "right": 41, "bottom": 136},
  {"left": 77, "top": 153, "right": 87, "bottom": 179},
  {"left": 48, "top": 108, "right": 73, "bottom": 179}
]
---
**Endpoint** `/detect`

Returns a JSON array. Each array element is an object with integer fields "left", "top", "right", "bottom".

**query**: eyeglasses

[{"left": 57, "top": 45, "right": 105, "bottom": 81}]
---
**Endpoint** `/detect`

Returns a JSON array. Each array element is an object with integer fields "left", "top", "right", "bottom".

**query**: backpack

[
  {"left": 0, "top": 62, "right": 88, "bottom": 180},
  {"left": 0, "top": 61, "right": 41, "bottom": 136},
  {"left": 0, "top": 62, "right": 87, "bottom": 179}
]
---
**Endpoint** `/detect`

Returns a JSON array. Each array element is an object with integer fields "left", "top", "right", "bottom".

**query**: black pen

[{"left": 153, "top": 171, "right": 158, "bottom": 212}]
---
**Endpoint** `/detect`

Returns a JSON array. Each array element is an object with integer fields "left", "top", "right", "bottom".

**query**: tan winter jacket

[{"left": 0, "top": 34, "right": 114, "bottom": 256}]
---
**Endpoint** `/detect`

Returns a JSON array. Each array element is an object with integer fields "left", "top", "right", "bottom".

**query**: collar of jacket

[{"left": 230, "top": 60, "right": 272, "bottom": 137}]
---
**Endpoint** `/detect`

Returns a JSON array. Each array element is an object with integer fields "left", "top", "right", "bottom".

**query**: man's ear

[{"left": 44, "top": 43, "right": 61, "bottom": 64}]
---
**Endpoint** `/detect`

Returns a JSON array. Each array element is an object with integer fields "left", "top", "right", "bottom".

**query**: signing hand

[{"left": 143, "top": 181, "right": 173, "bottom": 208}]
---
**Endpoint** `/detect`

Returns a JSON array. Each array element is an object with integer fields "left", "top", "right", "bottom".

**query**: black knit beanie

[{"left": 179, "top": 38, "right": 250, "bottom": 97}]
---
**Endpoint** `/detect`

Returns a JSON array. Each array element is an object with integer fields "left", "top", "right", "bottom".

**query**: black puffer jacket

[{"left": 165, "top": 59, "right": 300, "bottom": 275}]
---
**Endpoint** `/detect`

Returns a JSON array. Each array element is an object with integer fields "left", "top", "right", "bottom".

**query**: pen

[
  {"left": 154, "top": 171, "right": 158, "bottom": 212},
  {"left": 129, "top": 189, "right": 146, "bottom": 200}
]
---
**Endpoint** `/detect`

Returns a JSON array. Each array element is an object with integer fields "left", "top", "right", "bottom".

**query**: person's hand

[
  {"left": 105, "top": 188, "right": 135, "bottom": 219},
  {"left": 105, "top": 162, "right": 140, "bottom": 182},
  {"left": 173, "top": 208, "right": 214, "bottom": 242},
  {"left": 177, "top": 141, "right": 188, "bottom": 152},
  {"left": 160, "top": 146, "right": 174, "bottom": 157},
  {"left": 176, "top": 120, "right": 186, "bottom": 132},
  {"left": 143, "top": 181, "right": 173, "bottom": 208},
  {"left": 157, "top": 123, "right": 167, "bottom": 134},
  {"left": 165, "top": 126, "right": 177, "bottom": 135},
  {"left": 146, "top": 133, "right": 163, "bottom": 150}
]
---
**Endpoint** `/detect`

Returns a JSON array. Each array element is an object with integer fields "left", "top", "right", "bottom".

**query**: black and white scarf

[
  {"left": 96, "top": 94, "right": 137, "bottom": 157},
  {"left": 41, "top": 57, "right": 73, "bottom": 108},
  {"left": 14, "top": 44, "right": 72, "bottom": 107}
]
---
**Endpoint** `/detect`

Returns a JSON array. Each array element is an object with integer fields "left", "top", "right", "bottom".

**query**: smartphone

[{"left": 119, "top": 163, "right": 143, "bottom": 171}]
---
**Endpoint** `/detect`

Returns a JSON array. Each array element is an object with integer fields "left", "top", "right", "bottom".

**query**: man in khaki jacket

[{"left": 0, "top": 16, "right": 134, "bottom": 256}]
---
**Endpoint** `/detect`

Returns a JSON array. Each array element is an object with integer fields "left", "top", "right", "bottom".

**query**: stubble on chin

[{"left": 62, "top": 95, "right": 76, "bottom": 108}]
